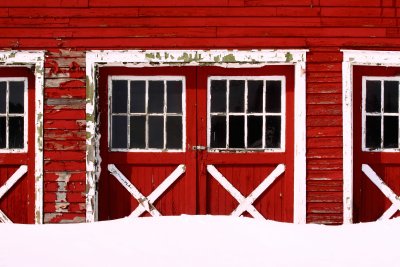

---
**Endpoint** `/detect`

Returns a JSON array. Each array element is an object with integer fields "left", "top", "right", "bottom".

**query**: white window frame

[
  {"left": 362, "top": 76, "right": 400, "bottom": 152},
  {"left": 207, "top": 76, "right": 286, "bottom": 152},
  {"left": 86, "top": 49, "right": 308, "bottom": 223},
  {"left": 0, "top": 50, "right": 45, "bottom": 224},
  {"left": 342, "top": 50, "right": 400, "bottom": 224},
  {"left": 108, "top": 75, "right": 186, "bottom": 152}
]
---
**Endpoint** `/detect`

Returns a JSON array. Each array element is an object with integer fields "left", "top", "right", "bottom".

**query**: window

[
  {"left": 0, "top": 78, "right": 27, "bottom": 151},
  {"left": 208, "top": 76, "right": 285, "bottom": 151},
  {"left": 363, "top": 77, "right": 400, "bottom": 151},
  {"left": 109, "top": 76, "right": 185, "bottom": 151}
]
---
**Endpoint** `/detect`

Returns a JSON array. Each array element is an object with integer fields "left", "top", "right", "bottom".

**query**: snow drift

[{"left": 0, "top": 216, "right": 399, "bottom": 267}]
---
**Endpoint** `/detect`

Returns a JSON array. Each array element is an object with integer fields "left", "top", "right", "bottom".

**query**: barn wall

[{"left": 0, "top": 0, "right": 399, "bottom": 224}]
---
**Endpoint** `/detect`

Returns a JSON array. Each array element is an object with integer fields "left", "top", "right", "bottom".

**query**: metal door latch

[{"left": 192, "top": 145, "right": 207, "bottom": 151}]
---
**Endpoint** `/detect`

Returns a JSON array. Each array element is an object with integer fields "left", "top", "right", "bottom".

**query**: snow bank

[{"left": 0, "top": 216, "right": 399, "bottom": 267}]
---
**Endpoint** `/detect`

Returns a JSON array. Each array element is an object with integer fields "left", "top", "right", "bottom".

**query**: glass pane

[
  {"left": 130, "top": 116, "right": 146, "bottom": 149},
  {"left": 248, "top": 80, "right": 263, "bottom": 113},
  {"left": 166, "top": 116, "right": 182, "bottom": 149},
  {"left": 265, "top": 116, "right": 281, "bottom": 148},
  {"left": 210, "top": 115, "right": 226, "bottom": 148},
  {"left": 265, "top": 81, "right": 281, "bottom": 113},
  {"left": 9, "top": 81, "right": 24, "bottom": 114},
  {"left": 167, "top": 81, "right": 182, "bottom": 113},
  {"left": 229, "top": 80, "right": 244, "bottom": 112},
  {"left": 0, "top": 117, "right": 5, "bottom": 148},
  {"left": 384, "top": 81, "right": 399, "bottom": 113},
  {"left": 366, "top": 80, "right": 381, "bottom": 113},
  {"left": 148, "top": 81, "right": 164, "bottom": 113},
  {"left": 229, "top": 116, "right": 244, "bottom": 148},
  {"left": 383, "top": 116, "right": 398, "bottom": 148},
  {"left": 111, "top": 80, "right": 128, "bottom": 113},
  {"left": 0, "top": 82, "right": 6, "bottom": 113},
  {"left": 111, "top": 115, "right": 127, "bottom": 149},
  {"left": 148, "top": 116, "right": 164, "bottom": 149},
  {"left": 247, "top": 116, "right": 262, "bottom": 148},
  {"left": 9, "top": 117, "right": 24, "bottom": 149},
  {"left": 130, "top": 81, "right": 146, "bottom": 113},
  {"left": 365, "top": 116, "right": 381, "bottom": 149},
  {"left": 210, "top": 80, "right": 227, "bottom": 113}
]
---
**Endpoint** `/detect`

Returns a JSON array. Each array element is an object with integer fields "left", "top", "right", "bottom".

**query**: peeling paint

[{"left": 285, "top": 52, "right": 293, "bottom": 63}]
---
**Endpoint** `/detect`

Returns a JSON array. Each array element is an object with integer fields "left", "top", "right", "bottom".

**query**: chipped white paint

[
  {"left": 361, "top": 164, "right": 400, "bottom": 220},
  {"left": 0, "top": 51, "right": 44, "bottom": 224},
  {"left": 0, "top": 165, "right": 28, "bottom": 223},
  {"left": 86, "top": 49, "right": 308, "bottom": 223},
  {"left": 207, "top": 164, "right": 285, "bottom": 219},
  {"left": 342, "top": 50, "right": 400, "bottom": 224},
  {"left": 108, "top": 164, "right": 185, "bottom": 217}
]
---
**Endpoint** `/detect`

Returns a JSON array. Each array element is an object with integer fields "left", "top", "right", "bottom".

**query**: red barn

[{"left": 0, "top": 0, "right": 399, "bottom": 225}]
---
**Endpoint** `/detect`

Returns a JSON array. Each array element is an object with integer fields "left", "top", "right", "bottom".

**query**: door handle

[{"left": 192, "top": 145, "right": 207, "bottom": 151}]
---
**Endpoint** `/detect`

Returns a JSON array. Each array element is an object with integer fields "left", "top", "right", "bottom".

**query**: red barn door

[
  {"left": 98, "top": 65, "right": 294, "bottom": 222},
  {"left": 0, "top": 67, "right": 35, "bottom": 223},
  {"left": 353, "top": 66, "right": 400, "bottom": 222}
]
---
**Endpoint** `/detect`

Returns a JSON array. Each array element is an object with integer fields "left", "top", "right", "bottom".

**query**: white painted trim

[
  {"left": 86, "top": 49, "right": 308, "bottom": 223},
  {"left": 0, "top": 51, "right": 44, "bottom": 224},
  {"left": 342, "top": 50, "right": 400, "bottom": 224}
]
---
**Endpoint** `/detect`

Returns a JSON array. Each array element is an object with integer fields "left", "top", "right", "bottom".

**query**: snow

[{"left": 0, "top": 216, "right": 399, "bottom": 267}]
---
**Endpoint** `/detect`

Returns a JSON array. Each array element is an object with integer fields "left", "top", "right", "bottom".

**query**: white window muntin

[
  {"left": 108, "top": 75, "right": 186, "bottom": 152},
  {"left": 0, "top": 77, "right": 28, "bottom": 153},
  {"left": 362, "top": 76, "right": 400, "bottom": 152},
  {"left": 207, "top": 76, "right": 286, "bottom": 152}
]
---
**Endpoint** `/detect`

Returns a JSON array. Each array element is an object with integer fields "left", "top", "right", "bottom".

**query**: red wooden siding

[{"left": 0, "top": 0, "right": 399, "bottom": 224}]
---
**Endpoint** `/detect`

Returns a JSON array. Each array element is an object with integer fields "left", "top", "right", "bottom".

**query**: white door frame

[
  {"left": 86, "top": 49, "right": 308, "bottom": 223},
  {"left": 342, "top": 50, "right": 400, "bottom": 224}
]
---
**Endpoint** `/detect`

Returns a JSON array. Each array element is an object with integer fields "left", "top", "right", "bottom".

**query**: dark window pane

[
  {"left": 0, "top": 82, "right": 6, "bottom": 113},
  {"left": 9, "top": 117, "right": 24, "bottom": 149},
  {"left": 210, "top": 115, "right": 226, "bottom": 148},
  {"left": 167, "top": 81, "right": 182, "bottom": 113},
  {"left": 366, "top": 80, "right": 381, "bottom": 113},
  {"left": 111, "top": 80, "right": 128, "bottom": 113},
  {"left": 148, "top": 81, "right": 164, "bottom": 113},
  {"left": 383, "top": 116, "right": 398, "bottom": 148},
  {"left": 366, "top": 116, "right": 381, "bottom": 149},
  {"left": 130, "top": 116, "right": 146, "bottom": 149},
  {"left": 9, "top": 81, "right": 24, "bottom": 114},
  {"left": 248, "top": 80, "right": 263, "bottom": 113},
  {"left": 247, "top": 116, "right": 262, "bottom": 148},
  {"left": 210, "top": 80, "right": 227, "bottom": 113},
  {"left": 265, "top": 116, "right": 281, "bottom": 148},
  {"left": 384, "top": 81, "right": 399, "bottom": 113},
  {"left": 229, "top": 80, "right": 244, "bottom": 112},
  {"left": 229, "top": 116, "right": 244, "bottom": 148},
  {"left": 148, "top": 116, "right": 164, "bottom": 149},
  {"left": 130, "top": 81, "right": 146, "bottom": 113},
  {"left": 265, "top": 81, "right": 281, "bottom": 113},
  {"left": 166, "top": 116, "right": 182, "bottom": 149},
  {"left": 111, "top": 115, "right": 127, "bottom": 149},
  {"left": 0, "top": 117, "right": 5, "bottom": 148}
]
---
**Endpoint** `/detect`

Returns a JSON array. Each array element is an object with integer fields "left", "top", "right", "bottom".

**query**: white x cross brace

[
  {"left": 0, "top": 165, "right": 28, "bottom": 223},
  {"left": 207, "top": 164, "right": 285, "bottom": 220},
  {"left": 108, "top": 164, "right": 185, "bottom": 217},
  {"left": 362, "top": 164, "right": 400, "bottom": 220}
]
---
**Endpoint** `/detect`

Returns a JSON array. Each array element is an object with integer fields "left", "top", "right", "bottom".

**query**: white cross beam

[
  {"left": 108, "top": 164, "right": 186, "bottom": 217},
  {"left": 0, "top": 165, "right": 28, "bottom": 223},
  {"left": 362, "top": 164, "right": 400, "bottom": 220},
  {"left": 207, "top": 164, "right": 285, "bottom": 220}
]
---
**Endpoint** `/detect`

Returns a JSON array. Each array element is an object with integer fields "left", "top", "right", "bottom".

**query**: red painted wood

[
  {"left": 0, "top": 67, "right": 35, "bottom": 224},
  {"left": 353, "top": 66, "right": 400, "bottom": 223}
]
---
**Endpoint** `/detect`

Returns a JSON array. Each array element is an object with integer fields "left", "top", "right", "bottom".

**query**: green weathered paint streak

[
  {"left": 145, "top": 53, "right": 155, "bottom": 60},
  {"left": 155, "top": 52, "right": 162, "bottom": 60},
  {"left": 213, "top": 55, "right": 221, "bottom": 62},
  {"left": 36, "top": 113, "right": 43, "bottom": 150},
  {"left": 221, "top": 54, "right": 236, "bottom": 63},
  {"left": 285, "top": 52, "right": 293, "bottom": 62},
  {"left": 177, "top": 52, "right": 203, "bottom": 63}
]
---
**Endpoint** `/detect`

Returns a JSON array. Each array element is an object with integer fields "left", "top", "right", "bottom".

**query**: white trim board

[
  {"left": 342, "top": 50, "right": 400, "bottom": 224},
  {"left": 86, "top": 49, "right": 308, "bottom": 223},
  {"left": 0, "top": 50, "right": 45, "bottom": 224}
]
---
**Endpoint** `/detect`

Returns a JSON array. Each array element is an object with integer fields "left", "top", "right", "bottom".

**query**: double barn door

[{"left": 98, "top": 66, "right": 294, "bottom": 222}]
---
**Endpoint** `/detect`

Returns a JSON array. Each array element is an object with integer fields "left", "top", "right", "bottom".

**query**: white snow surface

[{"left": 0, "top": 215, "right": 399, "bottom": 267}]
